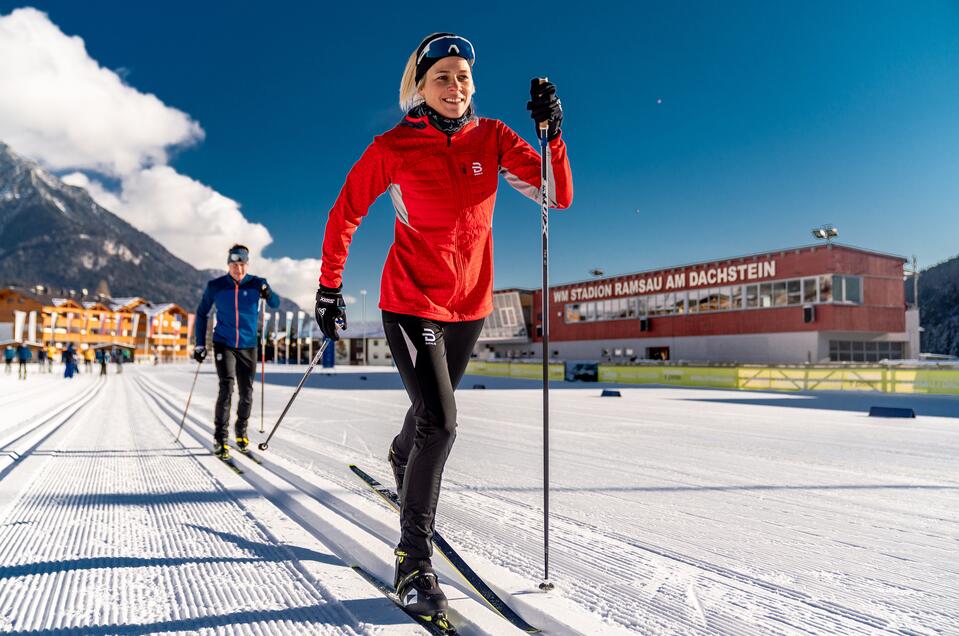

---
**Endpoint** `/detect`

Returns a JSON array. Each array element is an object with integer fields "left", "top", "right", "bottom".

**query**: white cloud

[
  {"left": 0, "top": 7, "right": 322, "bottom": 311},
  {"left": 0, "top": 8, "right": 202, "bottom": 175},
  {"left": 66, "top": 168, "right": 321, "bottom": 310}
]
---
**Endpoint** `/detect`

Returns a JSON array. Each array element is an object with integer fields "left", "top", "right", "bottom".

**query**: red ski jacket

[{"left": 319, "top": 114, "right": 573, "bottom": 322}]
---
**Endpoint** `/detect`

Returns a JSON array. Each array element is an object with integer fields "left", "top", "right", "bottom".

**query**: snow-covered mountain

[{"left": 0, "top": 141, "right": 298, "bottom": 313}]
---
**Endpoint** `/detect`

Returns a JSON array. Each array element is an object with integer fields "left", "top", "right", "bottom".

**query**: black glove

[
  {"left": 527, "top": 78, "right": 563, "bottom": 141},
  {"left": 259, "top": 280, "right": 273, "bottom": 300},
  {"left": 193, "top": 346, "right": 207, "bottom": 363},
  {"left": 315, "top": 285, "right": 347, "bottom": 341}
]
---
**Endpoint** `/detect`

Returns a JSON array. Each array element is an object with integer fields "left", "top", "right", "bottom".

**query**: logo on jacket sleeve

[{"left": 471, "top": 161, "right": 483, "bottom": 176}]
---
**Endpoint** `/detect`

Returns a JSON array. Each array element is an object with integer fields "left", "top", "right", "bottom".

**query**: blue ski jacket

[{"left": 195, "top": 274, "right": 280, "bottom": 350}]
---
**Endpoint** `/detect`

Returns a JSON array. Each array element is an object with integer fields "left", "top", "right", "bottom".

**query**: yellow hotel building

[{"left": 1, "top": 286, "right": 193, "bottom": 362}]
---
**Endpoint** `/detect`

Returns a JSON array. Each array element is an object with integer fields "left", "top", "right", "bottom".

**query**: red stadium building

[{"left": 478, "top": 244, "right": 920, "bottom": 364}]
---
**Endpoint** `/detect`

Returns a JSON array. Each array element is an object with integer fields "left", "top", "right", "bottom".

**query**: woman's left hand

[{"left": 527, "top": 78, "right": 563, "bottom": 140}]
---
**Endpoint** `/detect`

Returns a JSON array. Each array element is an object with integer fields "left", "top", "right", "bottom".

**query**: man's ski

[
  {"left": 352, "top": 565, "right": 457, "bottom": 635},
  {"left": 349, "top": 464, "right": 538, "bottom": 633}
]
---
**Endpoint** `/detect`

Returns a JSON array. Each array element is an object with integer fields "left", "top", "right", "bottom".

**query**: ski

[
  {"left": 349, "top": 464, "right": 539, "bottom": 633},
  {"left": 215, "top": 454, "right": 244, "bottom": 474},
  {"left": 352, "top": 565, "right": 457, "bottom": 635}
]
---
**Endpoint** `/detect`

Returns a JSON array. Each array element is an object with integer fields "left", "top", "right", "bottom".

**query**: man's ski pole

[
  {"left": 259, "top": 300, "right": 266, "bottom": 434},
  {"left": 176, "top": 361, "right": 203, "bottom": 443},
  {"left": 257, "top": 337, "right": 330, "bottom": 451},
  {"left": 536, "top": 77, "right": 555, "bottom": 592}
]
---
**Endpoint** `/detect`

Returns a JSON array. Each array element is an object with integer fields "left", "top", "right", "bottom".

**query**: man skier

[{"left": 194, "top": 245, "right": 280, "bottom": 459}]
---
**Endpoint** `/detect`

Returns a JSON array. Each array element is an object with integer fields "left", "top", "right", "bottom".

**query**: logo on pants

[{"left": 422, "top": 328, "right": 437, "bottom": 345}]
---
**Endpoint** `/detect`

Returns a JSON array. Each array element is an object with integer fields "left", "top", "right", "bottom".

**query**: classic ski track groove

[
  {"left": 0, "top": 374, "right": 380, "bottom": 635},
  {"left": 131, "top": 373, "right": 508, "bottom": 635}
]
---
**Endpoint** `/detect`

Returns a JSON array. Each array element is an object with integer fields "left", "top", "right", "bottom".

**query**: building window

[
  {"left": 759, "top": 283, "right": 773, "bottom": 308},
  {"left": 819, "top": 276, "right": 833, "bottom": 302},
  {"left": 831, "top": 275, "right": 863, "bottom": 304},
  {"left": 772, "top": 281, "right": 787, "bottom": 306},
  {"left": 829, "top": 340, "right": 904, "bottom": 362},
  {"left": 787, "top": 280, "right": 801, "bottom": 305},
  {"left": 561, "top": 273, "right": 858, "bottom": 324},
  {"left": 802, "top": 278, "right": 818, "bottom": 303}
]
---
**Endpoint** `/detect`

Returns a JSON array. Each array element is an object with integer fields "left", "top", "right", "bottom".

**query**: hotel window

[{"left": 802, "top": 278, "right": 818, "bottom": 303}]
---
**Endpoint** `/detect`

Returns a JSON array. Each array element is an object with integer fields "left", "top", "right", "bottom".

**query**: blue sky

[{"left": 2, "top": 1, "right": 958, "bottom": 312}]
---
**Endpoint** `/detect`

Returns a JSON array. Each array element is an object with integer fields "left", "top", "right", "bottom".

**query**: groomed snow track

[
  {"left": 1, "top": 365, "right": 956, "bottom": 635},
  {"left": 132, "top": 370, "right": 542, "bottom": 635}
]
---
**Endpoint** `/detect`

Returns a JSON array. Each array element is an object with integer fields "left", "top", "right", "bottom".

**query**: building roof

[
  {"left": 0, "top": 286, "right": 54, "bottom": 305},
  {"left": 109, "top": 296, "right": 148, "bottom": 311}
]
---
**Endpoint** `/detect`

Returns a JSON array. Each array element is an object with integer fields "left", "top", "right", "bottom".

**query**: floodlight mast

[{"left": 811, "top": 224, "right": 839, "bottom": 244}]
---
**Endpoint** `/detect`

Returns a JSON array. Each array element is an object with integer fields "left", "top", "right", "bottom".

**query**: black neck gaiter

[{"left": 409, "top": 103, "right": 474, "bottom": 136}]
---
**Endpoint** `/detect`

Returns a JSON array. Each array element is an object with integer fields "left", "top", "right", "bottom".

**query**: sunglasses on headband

[
  {"left": 417, "top": 35, "right": 475, "bottom": 65},
  {"left": 228, "top": 250, "right": 249, "bottom": 264}
]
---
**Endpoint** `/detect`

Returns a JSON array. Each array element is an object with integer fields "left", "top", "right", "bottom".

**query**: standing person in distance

[
  {"left": 3, "top": 345, "right": 13, "bottom": 375},
  {"left": 316, "top": 33, "right": 571, "bottom": 619},
  {"left": 194, "top": 245, "right": 280, "bottom": 459},
  {"left": 16, "top": 342, "right": 31, "bottom": 380},
  {"left": 62, "top": 344, "right": 77, "bottom": 379}
]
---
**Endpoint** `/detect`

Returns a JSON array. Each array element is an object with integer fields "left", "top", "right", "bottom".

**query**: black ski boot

[
  {"left": 388, "top": 445, "right": 405, "bottom": 499},
  {"left": 394, "top": 550, "right": 448, "bottom": 618},
  {"left": 214, "top": 440, "right": 231, "bottom": 460},
  {"left": 236, "top": 436, "right": 250, "bottom": 453}
]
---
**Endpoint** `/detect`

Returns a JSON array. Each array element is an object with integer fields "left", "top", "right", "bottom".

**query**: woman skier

[{"left": 314, "top": 33, "right": 571, "bottom": 620}]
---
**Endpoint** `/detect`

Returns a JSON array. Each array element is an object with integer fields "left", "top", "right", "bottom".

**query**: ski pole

[
  {"left": 536, "top": 77, "right": 555, "bottom": 593},
  {"left": 176, "top": 360, "right": 203, "bottom": 443},
  {"left": 259, "top": 300, "right": 266, "bottom": 434},
  {"left": 257, "top": 337, "right": 330, "bottom": 451}
]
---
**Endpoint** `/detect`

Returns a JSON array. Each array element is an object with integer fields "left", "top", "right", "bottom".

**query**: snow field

[
  {"left": 151, "top": 363, "right": 959, "bottom": 635},
  {"left": 1, "top": 365, "right": 957, "bottom": 635},
  {"left": 0, "top": 372, "right": 432, "bottom": 634}
]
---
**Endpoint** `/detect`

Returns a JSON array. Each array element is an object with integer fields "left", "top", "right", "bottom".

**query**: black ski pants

[
  {"left": 213, "top": 342, "right": 256, "bottom": 443},
  {"left": 383, "top": 310, "right": 485, "bottom": 559}
]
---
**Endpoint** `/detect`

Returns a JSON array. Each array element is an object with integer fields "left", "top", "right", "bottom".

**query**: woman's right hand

[{"left": 315, "top": 285, "right": 347, "bottom": 340}]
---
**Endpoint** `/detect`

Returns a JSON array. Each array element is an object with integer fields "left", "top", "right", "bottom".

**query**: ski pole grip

[{"left": 536, "top": 77, "right": 549, "bottom": 133}]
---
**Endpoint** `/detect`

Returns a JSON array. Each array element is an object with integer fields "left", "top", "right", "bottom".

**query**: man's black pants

[
  {"left": 213, "top": 342, "right": 256, "bottom": 443},
  {"left": 382, "top": 310, "right": 484, "bottom": 559}
]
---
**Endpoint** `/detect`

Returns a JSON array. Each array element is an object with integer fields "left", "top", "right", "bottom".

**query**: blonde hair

[{"left": 399, "top": 49, "right": 425, "bottom": 112}]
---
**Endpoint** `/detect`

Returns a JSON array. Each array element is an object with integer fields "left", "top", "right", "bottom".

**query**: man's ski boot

[
  {"left": 394, "top": 550, "right": 449, "bottom": 624},
  {"left": 236, "top": 436, "right": 250, "bottom": 453},
  {"left": 214, "top": 441, "right": 231, "bottom": 460},
  {"left": 388, "top": 445, "right": 405, "bottom": 499}
]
